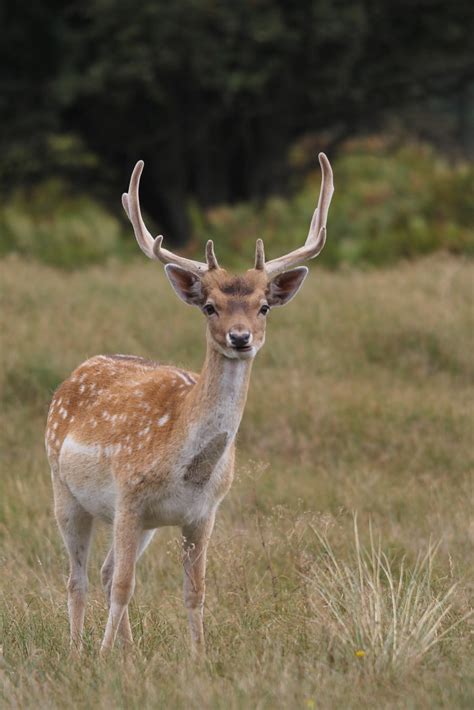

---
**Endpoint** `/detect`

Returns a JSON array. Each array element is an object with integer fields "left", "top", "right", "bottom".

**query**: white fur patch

[{"left": 61, "top": 435, "right": 102, "bottom": 458}]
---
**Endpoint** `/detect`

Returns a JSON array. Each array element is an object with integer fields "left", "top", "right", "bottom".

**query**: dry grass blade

[{"left": 307, "top": 517, "right": 472, "bottom": 673}]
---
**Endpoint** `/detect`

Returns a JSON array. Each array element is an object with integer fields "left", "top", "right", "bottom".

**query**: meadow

[{"left": 0, "top": 253, "right": 473, "bottom": 708}]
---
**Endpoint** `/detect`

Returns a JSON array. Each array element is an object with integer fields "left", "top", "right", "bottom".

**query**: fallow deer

[{"left": 45, "top": 153, "right": 334, "bottom": 655}]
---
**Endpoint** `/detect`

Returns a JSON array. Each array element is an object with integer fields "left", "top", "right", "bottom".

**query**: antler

[
  {"left": 254, "top": 153, "right": 334, "bottom": 276},
  {"left": 122, "top": 161, "right": 218, "bottom": 274}
]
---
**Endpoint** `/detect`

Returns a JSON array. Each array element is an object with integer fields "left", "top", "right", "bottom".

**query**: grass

[
  {"left": 0, "top": 253, "right": 473, "bottom": 708},
  {"left": 308, "top": 518, "right": 469, "bottom": 673}
]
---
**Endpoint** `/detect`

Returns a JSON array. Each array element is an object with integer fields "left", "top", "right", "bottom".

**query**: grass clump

[{"left": 307, "top": 517, "right": 469, "bottom": 673}]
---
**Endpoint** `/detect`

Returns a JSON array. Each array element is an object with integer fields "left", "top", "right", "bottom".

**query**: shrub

[
  {"left": 191, "top": 138, "right": 474, "bottom": 268},
  {"left": 0, "top": 180, "right": 126, "bottom": 269}
]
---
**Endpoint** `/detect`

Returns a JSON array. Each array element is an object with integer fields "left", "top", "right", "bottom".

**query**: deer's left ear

[
  {"left": 165, "top": 264, "right": 206, "bottom": 306},
  {"left": 267, "top": 267, "right": 309, "bottom": 307}
]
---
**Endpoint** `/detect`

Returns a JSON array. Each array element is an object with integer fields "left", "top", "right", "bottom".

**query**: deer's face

[{"left": 165, "top": 265, "right": 308, "bottom": 360}]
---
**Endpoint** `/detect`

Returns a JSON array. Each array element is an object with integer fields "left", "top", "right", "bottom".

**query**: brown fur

[{"left": 47, "top": 265, "right": 309, "bottom": 656}]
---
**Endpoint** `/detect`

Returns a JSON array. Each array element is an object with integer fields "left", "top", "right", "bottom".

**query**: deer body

[
  {"left": 46, "top": 154, "right": 334, "bottom": 655},
  {"left": 49, "top": 353, "right": 249, "bottom": 529}
]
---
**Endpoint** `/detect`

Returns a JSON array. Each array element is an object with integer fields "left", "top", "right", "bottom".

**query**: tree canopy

[{"left": 1, "top": 0, "right": 472, "bottom": 243}]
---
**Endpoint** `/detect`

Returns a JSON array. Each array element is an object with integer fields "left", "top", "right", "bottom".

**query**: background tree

[{"left": 1, "top": 0, "right": 472, "bottom": 243}]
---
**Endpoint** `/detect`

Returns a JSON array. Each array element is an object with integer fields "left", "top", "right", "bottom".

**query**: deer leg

[
  {"left": 53, "top": 474, "right": 93, "bottom": 653},
  {"left": 182, "top": 514, "right": 215, "bottom": 657},
  {"left": 100, "top": 509, "right": 142, "bottom": 654},
  {"left": 101, "top": 529, "right": 155, "bottom": 646}
]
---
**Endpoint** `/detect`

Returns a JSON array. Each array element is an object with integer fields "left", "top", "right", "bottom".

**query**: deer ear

[
  {"left": 267, "top": 267, "right": 308, "bottom": 307},
  {"left": 165, "top": 264, "right": 205, "bottom": 306}
]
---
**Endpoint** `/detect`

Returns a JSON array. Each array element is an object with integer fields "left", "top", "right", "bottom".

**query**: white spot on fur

[{"left": 158, "top": 414, "right": 170, "bottom": 427}]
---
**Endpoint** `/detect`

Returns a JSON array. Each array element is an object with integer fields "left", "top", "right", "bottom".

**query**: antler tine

[
  {"left": 254, "top": 238, "right": 265, "bottom": 270},
  {"left": 264, "top": 153, "right": 334, "bottom": 277},
  {"left": 205, "top": 240, "right": 219, "bottom": 270},
  {"left": 123, "top": 161, "right": 210, "bottom": 274}
]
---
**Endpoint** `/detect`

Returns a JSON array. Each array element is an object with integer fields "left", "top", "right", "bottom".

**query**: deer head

[{"left": 122, "top": 154, "right": 334, "bottom": 360}]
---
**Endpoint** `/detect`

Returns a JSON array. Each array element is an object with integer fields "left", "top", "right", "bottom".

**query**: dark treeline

[{"left": 1, "top": 0, "right": 472, "bottom": 244}]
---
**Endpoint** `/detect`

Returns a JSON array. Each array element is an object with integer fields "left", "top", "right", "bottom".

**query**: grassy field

[{"left": 0, "top": 254, "right": 472, "bottom": 708}]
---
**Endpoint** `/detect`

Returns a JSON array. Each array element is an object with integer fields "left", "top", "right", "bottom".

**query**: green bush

[
  {"left": 191, "top": 138, "right": 474, "bottom": 268},
  {"left": 1, "top": 138, "right": 472, "bottom": 270},
  {"left": 0, "top": 180, "right": 126, "bottom": 269}
]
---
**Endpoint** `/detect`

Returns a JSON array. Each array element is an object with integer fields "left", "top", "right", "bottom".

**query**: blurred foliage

[
  {"left": 0, "top": 138, "right": 472, "bottom": 269},
  {"left": 191, "top": 137, "right": 474, "bottom": 268},
  {"left": 0, "top": 180, "right": 129, "bottom": 269},
  {"left": 0, "top": 0, "right": 472, "bottom": 243}
]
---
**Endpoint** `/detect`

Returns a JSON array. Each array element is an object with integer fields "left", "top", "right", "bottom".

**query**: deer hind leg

[
  {"left": 52, "top": 473, "right": 93, "bottom": 653},
  {"left": 100, "top": 509, "right": 143, "bottom": 654},
  {"left": 101, "top": 529, "right": 156, "bottom": 646},
  {"left": 182, "top": 514, "right": 215, "bottom": 657}
]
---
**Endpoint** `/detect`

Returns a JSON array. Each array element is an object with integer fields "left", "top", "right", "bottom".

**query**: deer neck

[{"left": 185, "top": 342, "right": 253, "bottom": 445}]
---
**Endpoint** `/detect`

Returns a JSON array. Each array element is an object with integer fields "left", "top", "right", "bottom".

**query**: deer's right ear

[{"left": 165, "top": 264, "right": 205, "bottom": 306}]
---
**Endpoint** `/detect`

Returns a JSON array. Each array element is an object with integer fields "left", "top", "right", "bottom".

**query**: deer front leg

[
  {"left": 101, "top": 509, "right": 142, "bottom": 654},
  {"left": 101, "top": 529, "right": 156, "bottom": 647},
  {"left": 182, "top": 513, "right": 215, "bottom": 657}
]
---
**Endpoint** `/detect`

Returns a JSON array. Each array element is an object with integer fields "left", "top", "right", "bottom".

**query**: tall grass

[
  {"left": 308, "top": 517, "right": 470, "bottom": 673},
  {"left": 0, "top": 255, "right": 472, "bottom": 708}
]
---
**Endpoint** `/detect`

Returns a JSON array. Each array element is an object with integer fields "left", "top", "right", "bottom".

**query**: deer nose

[{"left": 228, "top": 329, "right": 252, "bottom": 348}]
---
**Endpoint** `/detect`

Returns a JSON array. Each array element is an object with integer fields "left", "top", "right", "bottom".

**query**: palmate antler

[
  {"left": 122, "top": 160, "right": 219, "bottom": 274},
  {"left": 254, "top": 153, "right": 334, "bottom": 276}
]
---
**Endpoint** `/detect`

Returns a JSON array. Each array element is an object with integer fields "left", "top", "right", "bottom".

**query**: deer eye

[
  {"left": 259, "top": 304, "right": 270, "bottom": 316},
  {"left": 203, "top": 303, "right": 217, "bottom": 316}
]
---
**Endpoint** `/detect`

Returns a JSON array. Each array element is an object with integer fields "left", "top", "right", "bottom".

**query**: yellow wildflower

[{"left": 355, "top": 649, "right": 365, "bottom": 658}]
